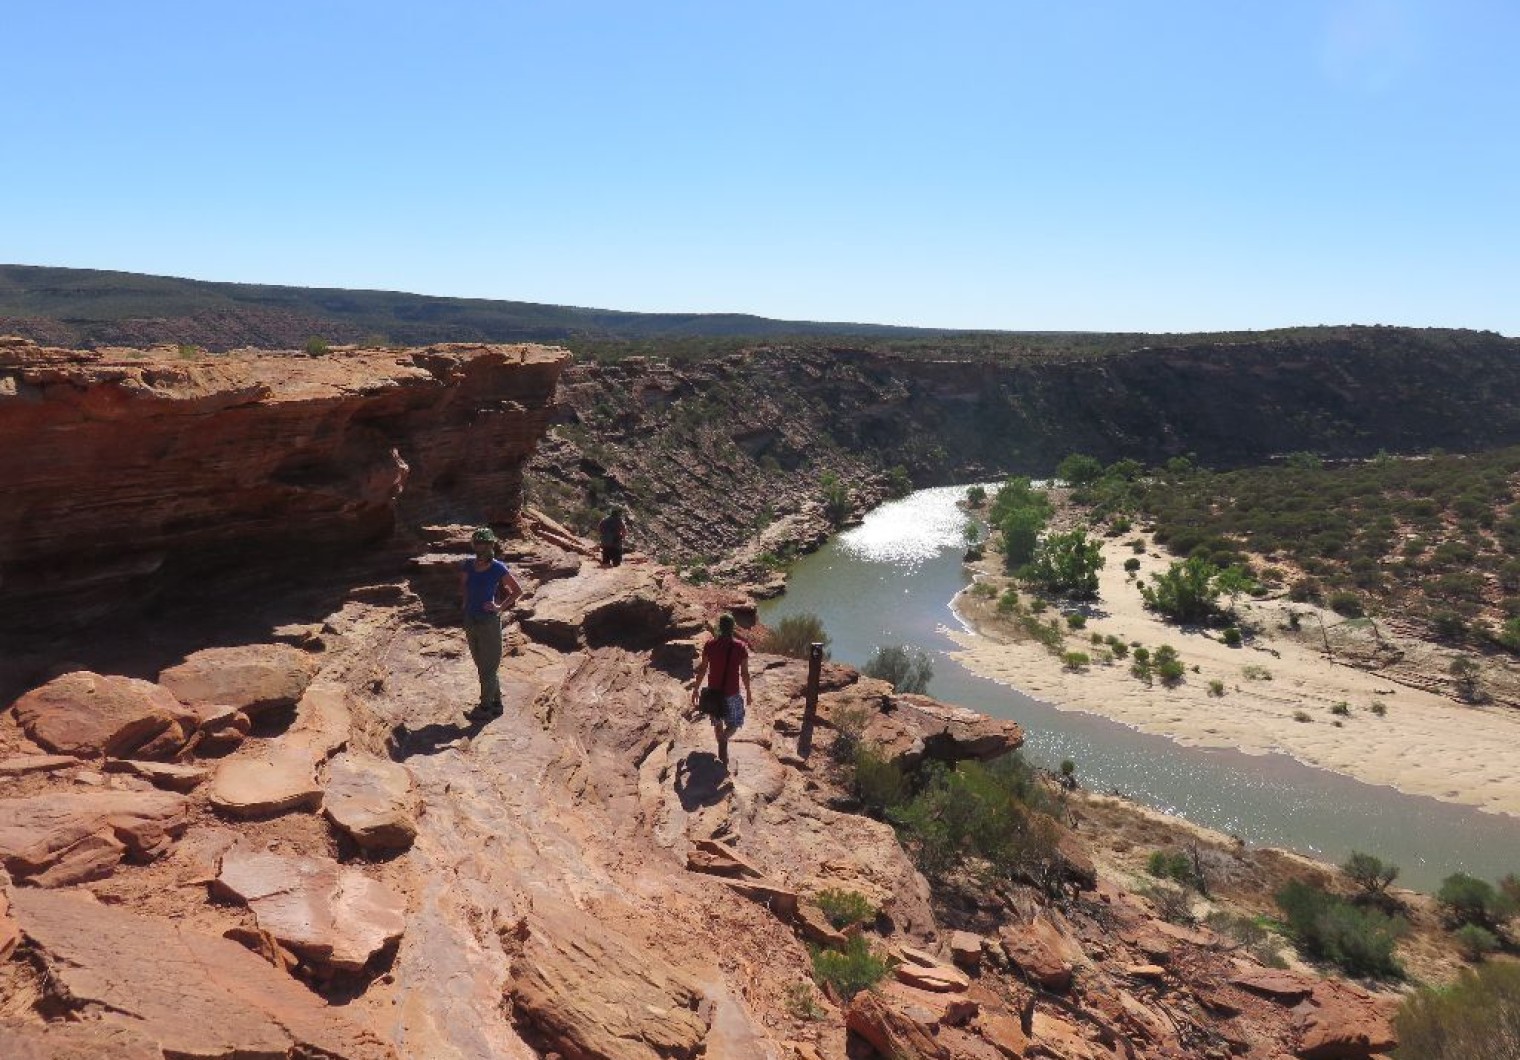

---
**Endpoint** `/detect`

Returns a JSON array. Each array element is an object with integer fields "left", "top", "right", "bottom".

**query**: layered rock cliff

[
  {"left": 0, "top": 339, "right": 568, "bottom": 632},
  {"left": 527, "top": 329, "right": 1520, "bottom": 576}
]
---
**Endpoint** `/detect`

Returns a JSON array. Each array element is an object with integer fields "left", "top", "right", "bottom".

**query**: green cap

[{"left": 471, "top": 527, "right": 498, "bottom": 544}]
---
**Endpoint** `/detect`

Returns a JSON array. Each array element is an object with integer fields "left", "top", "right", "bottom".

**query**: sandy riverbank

[{"left": 948, "top": 533, "right": 1520, "bottom": 818}]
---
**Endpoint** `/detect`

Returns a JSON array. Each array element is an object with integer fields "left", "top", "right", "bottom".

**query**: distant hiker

[
  {"left": 690, "top": 613, "right": 752, "bottom": 768},
  {"left": 599, "top": 506, "right": 627, "bottom": 567},
  {"left": 461, "top": 527, "right": 522, "bottom": 722}
]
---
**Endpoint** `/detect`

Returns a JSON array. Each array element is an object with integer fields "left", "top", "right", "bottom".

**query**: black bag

[{"left": 698, "top": 687, "right": 728, "bottom": 718}]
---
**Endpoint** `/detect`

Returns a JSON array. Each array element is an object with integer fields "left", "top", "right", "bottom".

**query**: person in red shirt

[{"left": 690, "top": 612, "right": 752, "bottom": 768}]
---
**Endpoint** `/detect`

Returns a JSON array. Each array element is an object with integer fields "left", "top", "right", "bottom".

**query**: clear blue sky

[{"left": 5, "top": 1, "right": 1516, "bottom": 334}]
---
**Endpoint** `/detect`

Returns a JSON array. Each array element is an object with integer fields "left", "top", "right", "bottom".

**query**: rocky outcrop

[
  {"left": 0, "top": 790, "right": 187, "bottom": 886},
  {"left": 0, "top": 341, "right": 569, "bottom": 633},
  {"left": 157, "top": 643, "right": 321, "bottom": 717},
  {"left": 8, "top": 888, "right": 394, "bottom": 1059}
]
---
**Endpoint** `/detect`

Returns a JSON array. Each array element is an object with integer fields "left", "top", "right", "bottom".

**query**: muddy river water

[{"left": 759, "top": 485, "right": 1520, "bottom": 893}]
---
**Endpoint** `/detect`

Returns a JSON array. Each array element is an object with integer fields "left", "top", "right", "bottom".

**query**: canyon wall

[
  {"left": 528, "top": 329, "right": 1520, "bottom": 572},
  {"left": 0, "top": 340, "right": 569, "bottom": 632}
]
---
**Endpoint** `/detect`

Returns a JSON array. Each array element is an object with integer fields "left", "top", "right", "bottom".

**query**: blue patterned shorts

[{"left": 719, "top": 694, "right": 746, "bottom": 730}]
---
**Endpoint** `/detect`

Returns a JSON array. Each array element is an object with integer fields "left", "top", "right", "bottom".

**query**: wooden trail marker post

[{"left": 796, "top": 642, "right": 825, "bottom": 759}]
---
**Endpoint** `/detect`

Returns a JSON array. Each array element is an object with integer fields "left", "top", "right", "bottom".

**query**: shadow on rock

[
  {"left": 674, "top": 752, "right": 731, "bottom": 811},
  {"left": 389, "top": 716, "right": 492, "bottom": 760}
]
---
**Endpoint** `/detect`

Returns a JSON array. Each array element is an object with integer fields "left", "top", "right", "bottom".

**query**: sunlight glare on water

[{"left": 838, "top": 484, "right": 996, "bottom": 570}]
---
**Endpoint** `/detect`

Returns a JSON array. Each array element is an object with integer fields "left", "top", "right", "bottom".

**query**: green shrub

[
  {"left": 863, "top": 644, "right": 934, "bottom": 694},
  {"left": 811, "top": 935, "right": 887, "bottom": 1000},
  {"left": 1062, "top": 651, "right": 1090, "bottom": 671},
  {"left": 996, "top": 588, "right": 1020, "bottom": 614},
  {"left": 1066, "top": 612, "right": 1087, "bottom": 629},
  {"left": 1132, "top": 646, "right": 1151, "bottom": 664},
  {"left": 1024, "top": 529, "right": 1106, "bottom": 600},
  {"left": 1395, "top": 962, "right": 1520, "bottom": 1060},
  {"left": 971, "top": 581, "right": 997, "bottom": 599},
  {"left": 1342, "top": 851, "right": 1399, "bottom": 897},
  {"left": 304, "top": 336, "right": 329, "bottom": 356},
  {"left": 966, "top": 484, "right": 987, "bottom": 506},
  {"left": 766, "top": 613, "right": 831, "bottom": 660},
  {"left": 820, "top": 472, "right": 851, "bottom": 526},
  {"left": 1057, "top": 453, "right": 1104, "bottom": 485},
  {"left": 1330, "top": 701, "right": 1351, "bottom": 717},
  {"left": 1454, "top": 923, "right": 1499, "bottom": 962},
  {"left": 1293, "top": 710, "right": 1312, "bottom": 723},
  {"left": 1141, "top": 557, "right": 1221, "bottom": 623},
  {"left": 1107, "top": 638, "right": 1129, "bottom": 658},
  {"left": 1128, "top": 538, "right": 1146, "bottom": 554},
  {"left": 851, "top": 744, "right": 908, "bottom": 815},
  {"left": 1154, "top": 645, "right": 1185, "bottom": 685},
  {"left": 1242, "top": 665, "right": 1272, "bottom": 681},
  {"left": 1203, "top": 910, "right": 1287, "bottom": 968},
  {"left": 813, "top": 889, "right": 877, "bottom": 930},
  {"left": 1221, "top": 626, "right": 1242, "bottom": 647},
  {"left": 1438, "top": 873, "right": 1514, "bottom": 928},
  {"left": 1208, "top": 679, "right": 1225, "bottom": 696},
  {"left": 1328, "top": 591, "right": 1365, "bottom": 617},
  {"left": 1275, "top": 879, "right": 1405, "bottom": 978},
  {"left": 783, "top": 980, "right": 825, "bottom": 1020},
  {"left": 1029, "top": 597, "right": 1048, "bottom": 613},
  {"left": 1147, "top": 849, "right": 1195, "bottom": 886},
  {"left": 829, "top": 702, "right": 872, "bottom": 764},
  {"left": 1123, "top": 557, "right": 1141, "bottom": 574},
  {"left": 1370, "top": 699, "right": 1387, "bottom": 717},
  {"left": 886, "top": 465, "right": 912, "bottom": 498}
]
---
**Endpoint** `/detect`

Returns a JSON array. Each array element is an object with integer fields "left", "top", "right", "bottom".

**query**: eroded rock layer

[{"left": 0, "top": 341, "right": 568, "bottom": 631}]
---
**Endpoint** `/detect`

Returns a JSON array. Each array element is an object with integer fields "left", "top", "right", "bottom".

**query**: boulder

[
  {"left": 844, "top": 990, "right": 952, "bottom": 1059},
  {"left": 976, "top": 1009, "right": 1030, "bottom": 1059},
  {"left": 1230, "top": 966, "right": 1316, "bottom": 1004},
  {"left": 1294, "top": 980, "right": 1398, "bottom": 1060},
  {"left": 0, "top": 790, "right": 187, "bottom": 886},
  {"left": 158, "top": 643, "right": 319, "bottom": 716},
  {"left": 1029, "top": 1010, "right": 1102, "bottom": 1060},
  {"left": 999, "top": 915, "right": 1081, "bottom": 992},
  {"left": 509, "top": 900, "right": 710, "bottom": 1060},
  {"left": 209, "top": 748, "right": 322, "bottom": 818},
  {"left": 12, "top": 671, "right": 196, "bottom": 760},
  {"left": 215, "top": 846, "right": 407, "bottom": 974},
  {"left": 794, "top": 902, "right": 848, "bottom": 946},
  {"left": 323, "top": 752, "right": 417, "bottom": 852},
  {"left": 187, "top": 702, "right": 253, "bottom": 754},
  {"left": 9, "top": 887, "right": 395, "bottom": 1059},
  {"left": 950, "top": 930, "right": 985, "bottom": 971},
  {"left": 518, "top": 564, "right": 676, "bottom": 651},
  {"left": 893, "top": 945, "right": 972, "bottom": 993}
]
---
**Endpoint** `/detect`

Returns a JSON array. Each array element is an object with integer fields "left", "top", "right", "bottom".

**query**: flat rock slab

[
  {"left": 0, "top": 755, "right": 76, "bottom": 777},
  {"left": 1229, "top": 966, "right": 1316, "bottom": 1002},
  {"left": 210, "top": 749, "right": 322, "bottom": 818},
  {"left": 12, "top": 671, "right": 196, "bottom": 760},
  {"left": 103, "top": 758, "right": 210, "bottom": 792},
  {"left": 285, "top": 680, "right": 353, "bottom": 760},
  {"left": 9, "top": 888, "right": 394, "bottom": 1059},
  {"left": 0, "top": 1019, "right": 163, "bottom": 1060},
  {"left": 158, "top": 643, "right": 319, "bottom": 715},
  {"left": 509, "top": 900, "right": 709, "bottom": 1060},
  {"left": 0, "top": 790, "right": 187, "bottom": 886},
  {"left": 323, "top": 752, "right": 417, "bottom": 853},
  {"left": 216, "top": 846, "right": 407, "bottom": 973}
]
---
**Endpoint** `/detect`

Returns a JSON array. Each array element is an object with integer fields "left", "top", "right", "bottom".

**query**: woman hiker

[
  {"left": 461, "top": 527, "right": 522, "bottom": 722},
  {"left": 690, "top": 612, "right": 752, "bottom": 768}
]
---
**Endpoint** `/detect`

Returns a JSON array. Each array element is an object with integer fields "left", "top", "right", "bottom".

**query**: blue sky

[{"left": 5, "top": 1, "right": 1516, "bottom": 333}]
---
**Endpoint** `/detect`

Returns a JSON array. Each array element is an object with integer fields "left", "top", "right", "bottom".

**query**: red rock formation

[{"left": 0, "top": 340, "right": 569, "bottom": 632}]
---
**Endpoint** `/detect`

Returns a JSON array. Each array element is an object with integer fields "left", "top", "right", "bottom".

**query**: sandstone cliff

[{"left": 0, "top": 339, "right": 568, "bottom": 633}]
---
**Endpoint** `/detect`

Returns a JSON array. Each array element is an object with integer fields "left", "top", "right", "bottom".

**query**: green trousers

[{"left": 464, "top": 613, "right": 503, "bottom": 707}]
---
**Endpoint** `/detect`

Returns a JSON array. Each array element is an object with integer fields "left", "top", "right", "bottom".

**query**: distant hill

[{"left": 0, "top": 264, "right": 951, "bottom": 351}]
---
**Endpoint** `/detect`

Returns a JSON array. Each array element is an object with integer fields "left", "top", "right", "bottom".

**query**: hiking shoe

[{"left": 466, "top": 702, "right": 502, "bottom": 722}]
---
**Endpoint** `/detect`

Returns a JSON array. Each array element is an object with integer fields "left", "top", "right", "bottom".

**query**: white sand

[{"left": 949, "top": 536, "right": 1520, "bottom": 818}]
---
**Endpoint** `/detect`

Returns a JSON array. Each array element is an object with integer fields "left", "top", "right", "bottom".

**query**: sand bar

[{"left": 949, "top": 535, "right": 1520, "bottom": 818}]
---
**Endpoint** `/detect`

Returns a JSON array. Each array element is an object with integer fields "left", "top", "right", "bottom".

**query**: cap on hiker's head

[
  {"left": 471, "top": 527, "right": 497, "bottom": 545},
  {"left": 717, "top": 612, "right": 736, "bottom": 635},
  {"left": 609, "top": 505, "right": 622, "bottom": 516}
]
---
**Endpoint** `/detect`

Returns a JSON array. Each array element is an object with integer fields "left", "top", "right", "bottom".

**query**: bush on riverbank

[
  {"left": 1275, "top": 879, "right": 1406, "bottom": 978},
  {"left": 764, "top": 612, "right": 831, "bottom": 659},
  {"left": 863, "top": 643, "right": 934, "bottom": 694},
  {"left": 1395, "top": 961, "right": 1520, "bottom": 1060}
]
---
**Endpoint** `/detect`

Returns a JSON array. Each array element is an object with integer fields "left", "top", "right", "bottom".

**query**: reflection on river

[{"left": 759, "top": 485, "right": 1520, "bottom": 893}]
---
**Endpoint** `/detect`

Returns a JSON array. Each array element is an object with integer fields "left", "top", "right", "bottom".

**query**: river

[{"left": 757, "top": 485, "right": 1520, "bottom": 893}]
